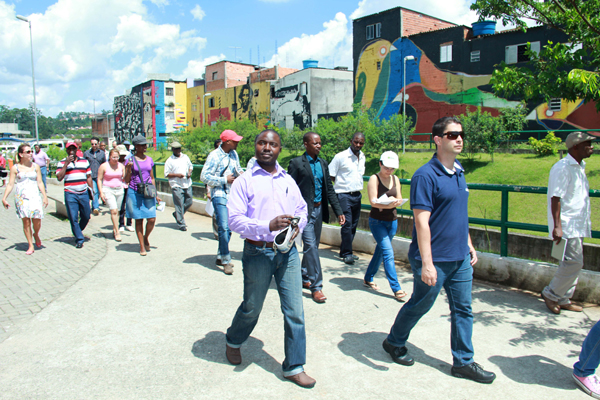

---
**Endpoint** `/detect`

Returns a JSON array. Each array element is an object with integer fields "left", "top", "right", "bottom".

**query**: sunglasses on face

[
  {"left": 22, "top": 150, "right": 32, "bottom": 154},
  {"left": 441, "top": 131, "right": 465, "bottom": 140}
]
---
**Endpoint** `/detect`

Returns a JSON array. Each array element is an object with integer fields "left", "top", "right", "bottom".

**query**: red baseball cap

[
  {"left": 66, "top": 141, "right": 77, "bottom": 149},
  {"left": 220, "top": 130, "right": 243, "bottom": 142}
]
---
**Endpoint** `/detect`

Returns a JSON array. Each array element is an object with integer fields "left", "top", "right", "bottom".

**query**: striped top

[{"left": 56, "top": 157, "right": 91, "bottom": 194}]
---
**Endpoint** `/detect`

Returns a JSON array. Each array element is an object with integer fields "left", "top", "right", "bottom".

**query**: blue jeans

[
  {"left": 226, "top": 242, "right": 305, "bottom": 376},
  {"left": 40, "top": 166, "right": 47, "bottom": 189},
  {"left": 574, "top": 320, "right": 600, "bottom": 377},
  {"left": 365, "top": 218, "right": 401, "bottom": 293},
  {"left": 64, "top": 191, "right": 91, "bottom": 244},
  {"left": 301, "top": 205, "right": 323, "bottom": 291},
  {"left": 337, "top": 192, "right": 362, "bottom": 257},
  {"left": 92, "top": 178, "right": 100, "bottom": 210},
  {"left": 387, "top": 256, "right": 474, "bottom": 367},
  {"left": 212, "top": 196, "right": 231, "bottom": 264}
]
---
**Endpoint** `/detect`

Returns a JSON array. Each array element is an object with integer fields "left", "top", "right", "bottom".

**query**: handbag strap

[{"left": 132, "top": 156, "right": 150, "bottom": 185}]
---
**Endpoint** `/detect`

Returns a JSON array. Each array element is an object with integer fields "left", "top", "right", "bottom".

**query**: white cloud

[
  {"left": 265, "top": 12, "right": 350, "bottom": 69},
  {"left": 0, "top": 0, "right": 207, "bottom": 114},
  {"left": 191, "top": 4, "right": 205, "bottom": 21}
]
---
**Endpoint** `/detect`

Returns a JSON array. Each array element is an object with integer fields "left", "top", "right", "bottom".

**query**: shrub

[
  {"left": 528, "top": 132, "right": 562, "bottom": 156},
  {"left": 45, "top": 145, "right": 66, "bottom": 161}
]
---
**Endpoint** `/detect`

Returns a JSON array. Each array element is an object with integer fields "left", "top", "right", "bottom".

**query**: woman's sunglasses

[
  {"left": 22, "top": 150, "right": 33, "bottom": 154},
  {"left": 441, "top": 131, "right": 465, "bottom": 140}
]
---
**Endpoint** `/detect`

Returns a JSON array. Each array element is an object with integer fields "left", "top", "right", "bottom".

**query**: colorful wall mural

[
  {"left": 354, "top": 37, "right": 600, "bottom": 135},
  {"left": 113, "top": 92, "right": 142, "bottom": 143}
]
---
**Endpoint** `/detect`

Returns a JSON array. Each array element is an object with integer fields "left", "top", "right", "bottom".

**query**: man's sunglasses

[{"left": 441, "top": 131, "right": 465, "bottom": 140}]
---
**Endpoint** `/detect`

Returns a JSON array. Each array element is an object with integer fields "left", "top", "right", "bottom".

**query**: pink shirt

[{"left": 102, "top": 162, "right": 124, "bottom": 188}]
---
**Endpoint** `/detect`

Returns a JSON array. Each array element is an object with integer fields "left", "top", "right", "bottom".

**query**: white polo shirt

[
  {"left": 164, "top": 153, "right": 193, "bottom": 189},
  {"left": 547, "top": 153, "right": 591, "bottom": 239},
  {"left": 328, "top": 147, "right": 365, "bottom": 193}
]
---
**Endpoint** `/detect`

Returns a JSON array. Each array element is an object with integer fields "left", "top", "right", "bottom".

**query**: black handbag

[{"left": 132, "top": 156, "right": 156, "bottom": 199}]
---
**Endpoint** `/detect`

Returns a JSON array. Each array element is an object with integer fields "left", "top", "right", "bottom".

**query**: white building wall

[{"left": 164, "top": 81, "right": 176, "bottom": 133}]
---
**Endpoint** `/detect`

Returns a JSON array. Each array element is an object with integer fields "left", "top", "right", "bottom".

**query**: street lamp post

[
  {"left": 402, "top": 55, "right": 415, "bottom": 154},
  {"left": 16, "top": 15, "right": 39, "bottom": 145},
  {"left": 202, "top": 92, "right": 212, "bottom": 126}
]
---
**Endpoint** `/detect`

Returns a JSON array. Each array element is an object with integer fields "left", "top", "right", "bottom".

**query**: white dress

[{"left": 14, "top": 165, "right": 44, "bottom": 219}]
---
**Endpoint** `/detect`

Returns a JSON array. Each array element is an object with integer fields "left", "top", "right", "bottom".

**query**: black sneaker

[
  {"left": 343, "top": 255, "right": 355, "bottom": 265},
  {"left": 382, "top": 339, "right": 414, "bottom": 366},
  {"left": 451, "top": 362, "right": 496, "bottom": 384}
]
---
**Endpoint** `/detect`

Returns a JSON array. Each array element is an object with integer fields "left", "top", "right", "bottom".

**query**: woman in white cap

[
  {"left": 97, "top": 148, "right": 125, "bottom": 241},
  {"left": 124, "top": 135, "right": 161, "bottom": 255},
  {"left": 363, "top": 151, "right": 407, "bottom": 301}
]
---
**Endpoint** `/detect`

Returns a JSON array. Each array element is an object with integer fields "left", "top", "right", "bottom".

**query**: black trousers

[{"left": 337, "top": 192, "right": 362, "bottom": 257}]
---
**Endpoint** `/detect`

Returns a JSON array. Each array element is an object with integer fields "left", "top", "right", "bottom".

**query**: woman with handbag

[
  {"left": 98, "top": 148, "right": 125, "bottom": 242},
  {"left": 124, "top": 136, "right": 161, "bottom": 256}
]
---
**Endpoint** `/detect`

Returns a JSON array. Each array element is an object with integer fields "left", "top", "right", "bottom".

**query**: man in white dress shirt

[
  {"left": 542, "top": 131, "right": 595, "bottom": 314},
  {"left": 164, "top": 142, "right": 193, "bottom": 231},
  {"left": 328, "top": 132, "right": 366, "bottom": 265}
]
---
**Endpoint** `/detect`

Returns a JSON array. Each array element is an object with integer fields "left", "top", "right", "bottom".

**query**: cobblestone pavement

[{"left": 0, "top": 186, "right": 107, "bottom": 343}]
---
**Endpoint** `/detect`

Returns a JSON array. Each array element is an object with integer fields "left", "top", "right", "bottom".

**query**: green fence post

[{"left": 500, "top": 189, "right": 509, "bottom": 257}]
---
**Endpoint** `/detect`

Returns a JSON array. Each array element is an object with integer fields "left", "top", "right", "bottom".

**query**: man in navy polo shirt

[{"left": 381, "top": 116, "right": 496, "bottom": 384}]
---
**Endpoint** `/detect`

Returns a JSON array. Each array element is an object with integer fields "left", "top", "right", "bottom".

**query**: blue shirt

[
  {"left": 305, "top": 153, "right": 323, "bottom": 203},
  {"left": 408, "top": 154, "right": 470, "bottom": 262}
]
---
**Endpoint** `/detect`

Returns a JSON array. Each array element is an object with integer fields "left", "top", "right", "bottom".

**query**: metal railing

[{"left": 154, "top": 162, "right": 600, "bottom": 257}]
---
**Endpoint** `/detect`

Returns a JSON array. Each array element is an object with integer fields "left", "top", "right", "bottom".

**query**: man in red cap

[{"left": 201, "top": 130, "right": 244, "bottom": 274}]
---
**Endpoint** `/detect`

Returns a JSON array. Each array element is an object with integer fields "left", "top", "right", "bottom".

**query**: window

[
  {"left": 254, "top": 89, "right": 259, "bottom": 97},
  {"left": 192, "top": 104, "right": 197, "bottom": 112},
  {"left": 375, "top": 23, "right": 381, "bottom": 38},
  {"left": 212, "top": 71, "right": 218, "bottom": 80},
  {"left": 505, "top": 41, "right": 540, "bottom": 64},
  {"left": 377, "top": 61, "right": 381, "bottom": 70},
  {"left": 548, "top": 98, "right": 562, "bottom": 112},
  {"left": 208, "top": 97, "right": 215, "bottom": 108},
  {"left": 366, "top": 24, "right": 374, "bottom": 40},
  {"left": 470, "top": 50, "right": 480, "bottom": 62},
  {"left": 165, "top": 88, "right": 174, "bottom": 96},
  {"left": 440, "top": 44, "right": 452, "bottom": 63},
  {"left": 166, "top": 111, "right": 174, "bottom": 120}
]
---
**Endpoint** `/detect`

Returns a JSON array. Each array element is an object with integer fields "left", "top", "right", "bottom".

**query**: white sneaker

[
  {"left": 126, "top": 225, "right": 134, "bottom": 232},
  {"left": 119, "top": 227, "right": 125, "bottom": 232}
]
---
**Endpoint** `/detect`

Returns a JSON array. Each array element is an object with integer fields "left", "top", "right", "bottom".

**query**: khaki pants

[{"left": 542, "top": 237, "right": 584, "bottom": 305}]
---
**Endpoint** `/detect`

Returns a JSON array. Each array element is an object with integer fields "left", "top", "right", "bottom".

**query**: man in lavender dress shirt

[{"left": 225, "top": 130, "right": 315, "bottom": 388}]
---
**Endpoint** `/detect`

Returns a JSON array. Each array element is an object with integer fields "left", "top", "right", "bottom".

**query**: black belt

[
  {"left": 345, "top": 191, "right": 361, "bottom": 196},
  {"left": 245, "top": 239, "right": 274, "bottom": 248}
]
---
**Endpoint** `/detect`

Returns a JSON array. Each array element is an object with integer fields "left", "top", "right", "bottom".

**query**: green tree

[
  {"left": 459, "top": 107, "right": 503, "bottom": 162},
  {"left": 471, "top": 0, "right": 600, "bottom": 107}
]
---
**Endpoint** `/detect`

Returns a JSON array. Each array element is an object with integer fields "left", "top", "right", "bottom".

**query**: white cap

[
  {"left": 274, "top": 217, "right": 300, "bottom": 253},
  {"left": 380, "top": 151, "right": 399, "bottom": 169}
]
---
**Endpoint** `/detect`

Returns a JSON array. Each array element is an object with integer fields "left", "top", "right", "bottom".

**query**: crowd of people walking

[{"left": 1, "top": 119, "right": 599, "bottom": 397}]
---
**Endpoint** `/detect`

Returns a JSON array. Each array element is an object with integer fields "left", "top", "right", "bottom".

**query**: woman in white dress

[{"left": 1, "top": 144, "right": 48, "bottom": 255}]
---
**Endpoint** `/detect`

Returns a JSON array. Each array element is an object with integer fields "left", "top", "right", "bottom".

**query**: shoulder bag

[{"left": 132, "top": 156, "right": 156, "bottom": 199}]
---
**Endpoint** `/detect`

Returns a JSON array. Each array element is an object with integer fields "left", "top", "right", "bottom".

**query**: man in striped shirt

[{"left": 57, "top": 141, "right": 93, "bottom": 248}]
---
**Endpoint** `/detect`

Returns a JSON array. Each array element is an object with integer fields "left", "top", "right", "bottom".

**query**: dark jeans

[
  {"left": 387, "top": 256, "right": 475, "bottom": 367},
  {"left": 119, "top": 188, "right": 132, "bottom": 228},
  {"left": 337, "top": 192, "right": 362, "bottom": 257},
  {"left": 226, "top": 242, "right": 305, "bottom": 376},
  {"left": 172, "top": 186, "right": 193, "bottom": 228},
  {"left": 40, "top": 166, "right": 47, "bottom": 189},
  {"left": 64, "top": 191, "right": 91, "bottom": 244},
  {"left": 301, "top": 205, "right": 323, "bottom": 291}
]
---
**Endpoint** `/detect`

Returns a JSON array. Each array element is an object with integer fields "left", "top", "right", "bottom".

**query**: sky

[{"left": 0, "top": 0, "right": 481, "bottom": 118}]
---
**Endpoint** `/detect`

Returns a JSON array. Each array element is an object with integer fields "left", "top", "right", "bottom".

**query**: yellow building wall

[
  {"left": 187, "top": 85, "right": 206, "bottom": 131},
  {"left": 174, "top": 82, "right": 187, "bottom": 132}
]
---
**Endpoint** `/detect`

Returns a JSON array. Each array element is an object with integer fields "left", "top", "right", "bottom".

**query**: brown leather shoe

[
  {"left": 541, "top": 292, "right": 560, "bottom": 314},
  {"left": 225, "top": 344, "right": 241, "bottom": 365},
  {"left": 223, "top": 263, "right": 234, "bottom": 275},
  {"left": 302, "top": 282, "right": 311, "bottom": 289},
  {"left": 560, "top": 303, "right": 583, "bottom": 312},
  {"left": 285, "top": 371, "right": 316, "bottom": 388},
  {"left": 312, "top": 290, "right": 327, "bottom": 303}
]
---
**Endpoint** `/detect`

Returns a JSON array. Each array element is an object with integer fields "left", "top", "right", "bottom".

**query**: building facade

[{"left": 353, "top": 6, "right": 600, "bottom": 136}]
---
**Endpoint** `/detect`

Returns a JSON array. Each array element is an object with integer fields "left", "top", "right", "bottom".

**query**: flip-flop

[{"left": 26, "top": 249, "right": 34, "bottom": 255}]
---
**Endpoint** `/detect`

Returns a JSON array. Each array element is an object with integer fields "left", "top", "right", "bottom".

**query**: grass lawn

[{"left": 147, "top": 148, "right": 600, "bottom": 245}]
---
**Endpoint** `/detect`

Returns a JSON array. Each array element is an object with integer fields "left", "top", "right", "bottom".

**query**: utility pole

[{"left": 229, "top": 46, "right": 241, "bottom": 62}]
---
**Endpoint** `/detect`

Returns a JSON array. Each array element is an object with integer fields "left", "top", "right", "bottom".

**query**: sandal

[
  {"left": 363, "top": 280, "right": 380, "bottom": 291},
  {"left": 26, "top": 248, "right": 34, "bottom": 255},
  {"left": 394, "top": 290, "right": 407, "bottom": 302}
]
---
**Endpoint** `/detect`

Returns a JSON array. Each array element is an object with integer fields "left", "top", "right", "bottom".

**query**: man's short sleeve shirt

[
  {"left": 56, "top": 157, "right": 91, "bottom": 194},
  {"left": 547, "top": 154, "right": 591, "bottom": 238},
  {"left": 408, "top": 154, "right": 470, "bottom": 262},
  {"left": 328, "top": 148, "right": 365, "bottom": 193}
]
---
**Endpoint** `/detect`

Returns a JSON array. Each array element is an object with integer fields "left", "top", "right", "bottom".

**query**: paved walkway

[{"left": 0, "top": 183, "right": 598, "bottom": 399}]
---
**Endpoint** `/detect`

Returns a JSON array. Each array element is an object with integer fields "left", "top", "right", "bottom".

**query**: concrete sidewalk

[{"left": 0, "top": 183, "right": 598, "bottom": 399}]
